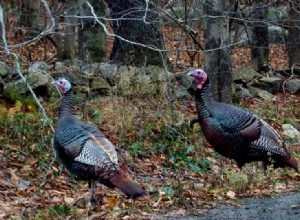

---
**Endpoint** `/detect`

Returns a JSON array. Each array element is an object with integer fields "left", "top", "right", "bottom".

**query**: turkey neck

[
  {"left": 194, "top": 78, "right": 214, "bottom": 120},
  {"left": 59, "top": 89, "right": 76, "bottom": 118}
]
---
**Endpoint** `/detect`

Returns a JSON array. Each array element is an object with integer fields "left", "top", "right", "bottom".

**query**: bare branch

[
  {"left": 0, "top": 3, "right": 54, "bottom": 133},
  {"left": 8, "top": 0, "right": 57, "bottom": 49}
]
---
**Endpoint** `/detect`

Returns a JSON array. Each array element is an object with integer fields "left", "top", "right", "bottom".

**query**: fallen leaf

[
  {"left": 107, "top": 196, "right": 118, "bottom": 208},
  {"left": 21, "top": 165, "right": 32, "bottom": 172},
  {"left": 226, "top": 190, "right": 236, "bottom": 199},
  {"left": 64, "top": 197, "right": 75, "bottom": 204}
]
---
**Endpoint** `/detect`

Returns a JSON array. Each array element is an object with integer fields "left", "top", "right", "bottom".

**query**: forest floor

[{"left": 0, "top": 27, "right": 300, "bottom": 219}]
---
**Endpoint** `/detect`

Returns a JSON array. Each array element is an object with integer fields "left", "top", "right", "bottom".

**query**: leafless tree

[
  {"left": 251, "top": 0, "right": 269, "bottom": 72},
  {"left": 105, "top": 0, "right": 169, "bottom": 67},
  {"left": 286, "top": 0, "right": 300, "bottom": 67},
  {"left": 203, "top": 0, "right": 232, "bottom": 103}
]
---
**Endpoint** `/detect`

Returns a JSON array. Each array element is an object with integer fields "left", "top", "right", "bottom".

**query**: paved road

[{"left": 166, "top": 193, "right": 300, "bottom": 220}]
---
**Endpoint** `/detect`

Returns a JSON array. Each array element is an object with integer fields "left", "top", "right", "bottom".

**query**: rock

[
  {"left": 285, "top": 79, "right": 300, "bottom": 93},
  {"left": 248, "top": 85, "right": 260, "bottom": 97},
  {"left": 267, "top": 6, "right": 288, "bottom": 21},
  {"left": 81, "top": 63, "right": 100, "bottom": 77},
  {"left": 248, "top": 86, "right": 275, "bottom": 100},
  {"left": 235, "top": 84, "right": 251, "bottom": 97},
  {"left": 99, "top": 63, "right": 118, "bottom": 83},
  {"left": 54, "top": 62, "right": 67, "bottom": 72},
  {"left": 90, "top": 76, "right": 110, "bottom": 91},
  {"left": 175, "top": 86, "right": 191, "bottom": 99},
  {"left": 259, "top": 77, "right": 282, "bottom": 84},
  {"left": 113, "top": 65, "right": 173, "bottom": 96},
  {"left": 136, "top": 74, "right": 155, "bottom": 95},
  {"left": 4, "top": 70, "right": 52, "bottom": 95},
  {"left": 28, "top": 61, "right": 50, "bottom": 73},
  {"left": 115, "top": 65, "right": 137, "bottom": 96},
  {"left": 253, "top": 77, "right": 283, "bottom": 94},
  {"left": 268, "top": 26, "right": 286, "bottom": 44},
  {"left": 232, "top": 67, "right": 261, "bottom": 84},
  {"left": 177, "top": 73, "right": 193, "bottom": 89},
  {"left": 0, "top": 62, "right": 9, "bottom": 76},
  {"left": 257, "top": 90, "right": 274, "bottom": 100},
  {"left": 282, "top": 124, "right": 300, "bottom": 142}
]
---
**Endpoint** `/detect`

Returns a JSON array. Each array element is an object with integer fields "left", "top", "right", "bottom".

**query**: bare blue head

[
  {"left": 188, "top": 69, "right": 208, "bottom": 90},
  {"left": 55, "top": 78, "right": 72, "bottom": 94}
]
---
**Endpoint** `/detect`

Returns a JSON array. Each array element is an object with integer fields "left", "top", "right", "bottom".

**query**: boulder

[
  {"left": 99, "top": 63, "right": 118, "bottom": 83},
  {"left": 284, "top": 79, "right": 300, "bottom": 93},
  {"left": 248, "top": 86, "right": 275, "bottom": 100},
  {"left": 113, "top": 65, "right": 173, "bottom": 96},
  {"left": 90, "top": 76, "right": 110, "bottom": 91},
  {"left": 28, "top": 61, "right": 50, "bottom": 73},
  {"left": 4, "top": 71, "right": 52, "bottom": 95},
  {"left": 232, "top": 67, "right": 261, "bottom": 84},
  {"left": 257, "top": 90, "right": 275, "bottom": 100},
  {"left": 81, "top": 63, "right": 100, "bottom": 77},
  {"left": 282, "top": 124, "right": 300, "bottom": 142},
  {"left": 259, "top": 76, "right": 282, "bottom": 85},
  {"left": 54, "top": 62, "right": 67, "bottom": 72},
  {"left": 251, "top": 77, "right": 283, "bottom": 94}
]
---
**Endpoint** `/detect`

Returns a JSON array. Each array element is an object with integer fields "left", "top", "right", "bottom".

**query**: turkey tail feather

[{"left": 98, "top": 170, "right": 147, "bottom": 199}]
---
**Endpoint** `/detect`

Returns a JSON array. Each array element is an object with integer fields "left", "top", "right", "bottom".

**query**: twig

[
  {"left": 0, "top": 2, "right": 55, "bottom": 188},
  {"left": 0, "top": 4, "right": 54, "bottom": 133},
  {"left": 156, "top": 5, "right": 204, "bottom": 51},
  {"left": 235, "top": 84, "right": 263, "bottom": 103},
  {"left": 282, "top": 63, "right": 298, "bottom": 94}
]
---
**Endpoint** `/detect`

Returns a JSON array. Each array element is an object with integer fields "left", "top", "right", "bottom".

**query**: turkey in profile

[
  {"left": 188, "top": 69, "right": 298, "bottom": 172},
  {"left": 53, "top": 78, "right": 147, "bottom": 211}
]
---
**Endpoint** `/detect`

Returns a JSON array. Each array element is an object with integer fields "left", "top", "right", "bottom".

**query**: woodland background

[{"left": 0, "top": 0, "right": 300, "bottom": 219}]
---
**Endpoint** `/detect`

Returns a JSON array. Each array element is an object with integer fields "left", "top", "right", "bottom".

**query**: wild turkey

[
  {"left": 53, "top": 78, "right": 147, "bottom": 211},
  {"left": 188, "top": 69, "right": 299, "bottom": 172}
]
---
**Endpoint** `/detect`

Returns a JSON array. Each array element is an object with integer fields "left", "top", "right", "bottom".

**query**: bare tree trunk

[
  {"left": 78, "top": 0, "right": 106, "bottom": 62},
  {"left": 106, "top": 0, "right": 168, "bottom": 67},
  {"left": 20, "top": 0, "right": 42, "bottom": 61},
  {"left": 62, "top": 2, "right": 77, "bottom": 60},
  {"left": 203, "top": 0, "right": 232, "bottom": 103},
  {"left": 286, "top": 1, "right": 300, "bottom": 67},
  {"left": 20, "top": 0, "right": 42, "bottom": 38},
  {"left": 251, "top": 0, "right": 269, "bottom": 72}
]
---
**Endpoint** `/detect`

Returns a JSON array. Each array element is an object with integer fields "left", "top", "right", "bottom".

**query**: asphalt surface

[{"left": 166, "top": 193, "right": 300, "bottom": 220}]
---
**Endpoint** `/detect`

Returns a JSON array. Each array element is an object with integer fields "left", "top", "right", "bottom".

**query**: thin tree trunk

[
  {"left": 203, "top": 0, "right": 232, "bottom": 103},
  {"left": 286, "top": 2, "right": 300, "bottom": 67},
  {"left": 78, "top": 0, "right": 106, "bottom": 62},
  {"left": 106, "top": 0, "right": 168, "bottom": 67},
  {"left": 251, "top": 0, "right": 269, "bottom": 72},
  {"left": 62, "top": 2, "right": 77, "bottom": 60}
]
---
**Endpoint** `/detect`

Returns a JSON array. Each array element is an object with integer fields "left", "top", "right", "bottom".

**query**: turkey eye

[{"left": 59, "top": 81, "right": 63, "bottom": 84}]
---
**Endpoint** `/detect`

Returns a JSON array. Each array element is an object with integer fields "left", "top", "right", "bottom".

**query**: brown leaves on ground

[{"left": 1, "top": 92, "right": 300, "bottom": 219}]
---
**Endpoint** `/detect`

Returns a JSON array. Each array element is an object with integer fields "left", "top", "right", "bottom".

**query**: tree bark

[
  {"left": 286, "top": 2, "right": 300, "bottom": 67},
  {"left": 203, "top": 0, "right": 232, "bottom": 103},
  {"left": 78, "top": 0, "right": 106, "bottom": 62},
  {"left": 106, "top": 0, "right": 168, "bottom": 67},
  {"left": 251, "top": 0, "right": 269, "bottom": 72},
  {"left": 62, "top": 1, "right": 77, "bottom": 60},
  {"left": 20, "top": 0, "right": 42, "bottom": 38}
]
